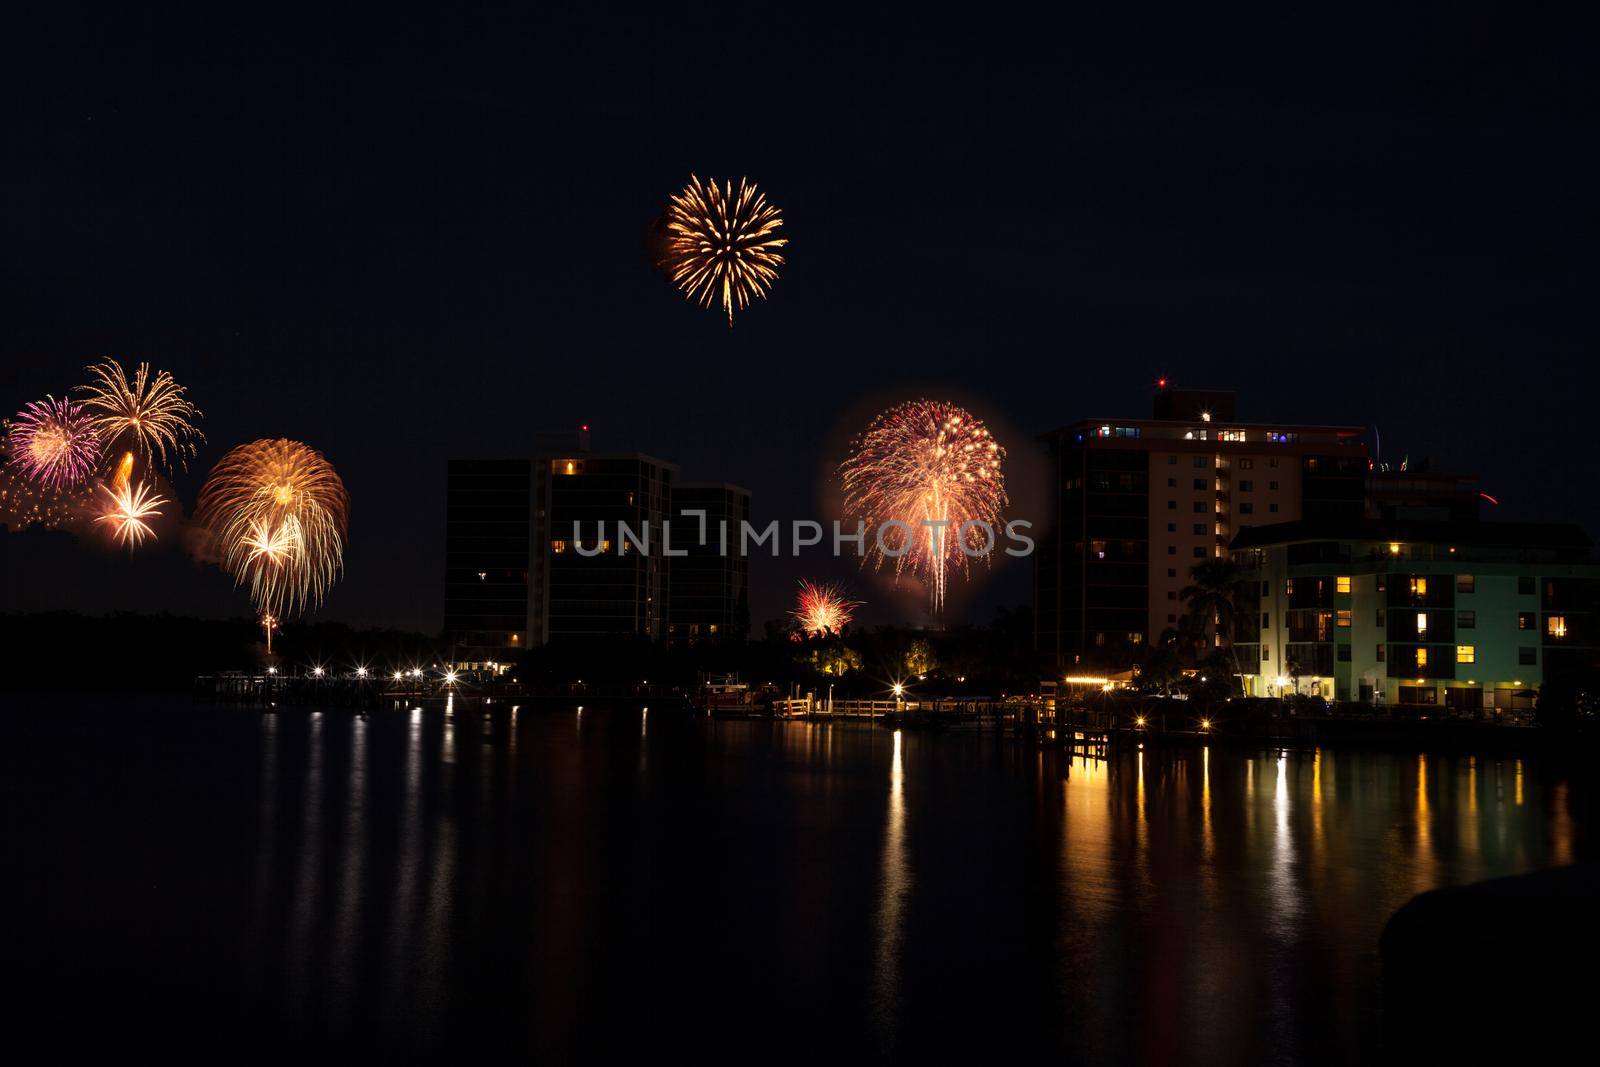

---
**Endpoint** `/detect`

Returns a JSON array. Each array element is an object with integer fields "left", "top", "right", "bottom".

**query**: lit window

[
  {"left": 551, "top": 540, "right": 568, "bottom": 554},
  {"left": 1457, "top": 574, "right": 1475, "bottom": 593},
  {"left": 1416, "top": 613, "right": 1428, "bottom": 634},
  {"left": 1337, "top": 609, "right": 1352, "bottom": 627},
  {"left": 1410, "top": 577, "right": 1428, "bottom": 596},
  {"left": 1415, "top": 648, "right": 1428, "bottom": 668},
  {"left": 1336, "top": 576, "right": 1351, "bottom": 593},
  {"left": 1548, "top": 615, "right": 1568, "bottom": 639},
  {"left": 1456, "top": 645, "right": 1476, "bottom": 664},
  {"left": 708, "top": 624, "right": 718, "bottom": 634}
]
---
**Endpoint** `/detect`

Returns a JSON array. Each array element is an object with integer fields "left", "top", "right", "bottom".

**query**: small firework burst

[
  {"left": 654, "top": 174, "right": 786, "bottom": 326},
  {"left": 78, "top": 358, "right": 204, "bottom": 474},
  {"left": 95, "top": 478, "right": 168, "bottom": 550},
  {"left": 792, "top": 580, "right": 862, "bottom": 637},
  {"left": 0, "top": 450, "right": 80, "bottom": 531},
  {"left": 193, "top": 438, "right": 349, "bottom": 619},
  {"left": 8, "top": 396, "right": 102, "bottom": 489},
  {"left": 839, "top": 400, "right": 1008, "bottom": 614}
]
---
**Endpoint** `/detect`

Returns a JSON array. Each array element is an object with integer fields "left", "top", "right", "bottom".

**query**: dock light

[
  {"left": 1275, "top": 675, "right": 1289, "bottom": 688},
  {"left": 1389, "top": 542, "right": 1402, "bottom": 555},
  {"left": 1135, "top": 716, "right": 1147, "bottom": 728},
  {"left": 266, "top": 667, "right": 276, "bottom": 675},
  {"left": 892, "top": 683, "right": 905, "bottom": 697},
  {"left": 355, "top": 666, "right": 368, "bottom": 678},
  {"left": 444, "top": 670, "right": 459, "bottom": 686},
  {"left": 411, "top": 668, "right": 422, "bottom": 678},
  {"left": 311, "top": 666, "right": 324, "bottom": 678},
  {"left": 393, "top": 671, "right": 403, "bottom": 681},
  {"left": 1200, "top": 718, "right": 1213, "bottom": 731}
]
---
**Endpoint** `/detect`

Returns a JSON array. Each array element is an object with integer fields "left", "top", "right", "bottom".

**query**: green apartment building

[{"left": 1230, "top": 520, "right": 1600, "bottom": 712}]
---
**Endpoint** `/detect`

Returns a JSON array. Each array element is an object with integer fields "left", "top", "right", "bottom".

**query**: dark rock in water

[{"left": 1382, "top": 864, "right": 1599, "bottom": 1058}]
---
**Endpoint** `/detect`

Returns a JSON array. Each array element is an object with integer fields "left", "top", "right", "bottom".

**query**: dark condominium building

[
  {"left": 1229, "top": 519, "right": 1600, "bottom": 712},
  {"left": 1035, "top": 385, "right": 1369, "bottom": 670},
  {"left": 667, "top": 483, "right": 751, "bottom": 645},
  {"left": 444, "top": 433, "right": 746, "bottom": 666}
]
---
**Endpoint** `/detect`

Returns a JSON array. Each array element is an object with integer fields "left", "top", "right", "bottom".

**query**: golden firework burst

[
  {"left": 839, "top": 400, "right": 1009, "bottom": 614},
  {"left": 78, "top": 358, "right": 204, "bottom": 474},
  {"left": 655, "top": 174, "right": 786, "bottom": 326},
  {"left": 95, "top": 478, "right": 168, "bottom": 550},
  {"left": 194, "top": 438, "right": 349, "bottom": 618}
]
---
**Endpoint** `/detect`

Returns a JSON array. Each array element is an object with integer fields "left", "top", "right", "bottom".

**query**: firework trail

[
  {"left": 8, "top": 396, "right": 102, "bottom": 489},
  {"left": 792, "top": 579, "right": 862, "bottom": 637},
  {"left": 78, "top": 358, "right": 204, "bottom": 475},
  {"left": 193, "top": 438, "right": 349, "bottom": 619},
  {"left": 839, "top": 400, "right": 1008, "bottom": 613},
  {"left": 654, "top": 174, "right": 786, "bottom": 326},
  {"left": 95, "top": 478, "right": 167, "bottom": 550}
]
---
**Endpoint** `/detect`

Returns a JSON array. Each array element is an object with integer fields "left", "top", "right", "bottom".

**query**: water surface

[{"left": 1, "top": 698, "right": 1586, "bottom": 1062}]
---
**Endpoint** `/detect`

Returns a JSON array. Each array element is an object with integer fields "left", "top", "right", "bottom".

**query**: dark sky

[{"left": 3, "top": 5, "right": 1598, "bottom": 631}]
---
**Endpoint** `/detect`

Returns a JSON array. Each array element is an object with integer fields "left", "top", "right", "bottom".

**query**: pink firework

[
  {"left": 792, "top": 580, "right": 862, "bottom": 637},
  {"left": 8, "top": 396, "right": 101, "bottom": 489},
  {"left": 839, "top": 399, "right": 1008, "bottom": 613}
]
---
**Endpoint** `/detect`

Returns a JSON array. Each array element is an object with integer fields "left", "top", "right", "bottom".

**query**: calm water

[{"left": 0, "top": 698, "right": 1589, "bottom": 1063}]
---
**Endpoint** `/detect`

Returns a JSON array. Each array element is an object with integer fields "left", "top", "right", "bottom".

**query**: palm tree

[{"left": 1180, "top": 557, "right": 1252, "bottom": 691}]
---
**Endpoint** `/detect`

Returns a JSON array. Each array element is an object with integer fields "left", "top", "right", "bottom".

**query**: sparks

[
  {"left": 77, "top": 358, "right": 204, "bottom": 475},
  {"left": 792, "top": 580, "right": 862, "bottom": 637},
  {"left": 653, "top": 174, "right": 786, "bottom": 326},
  {"left": 194, "top": 439, "right": 349, "bottom": 619},
  {"left": 839, "top": 400, "right": 1009, "bottom": 614},
  {"left": 95, "top": 478, "right": 168, "bottom": 550},
  {"left": 8, "top": 396, "right": 102, "bottom": 489}
]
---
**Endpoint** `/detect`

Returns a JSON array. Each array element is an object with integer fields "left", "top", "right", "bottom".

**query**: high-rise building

[
  {"left": 1230, "top": 518, "right": 1600, "bottom": 710},
  {"left": 536, "top": 451, "right": 677, "bottom": 642},
  {"left": 666, "top": 483, "right": 751, "bottom": 645},
  {"left": 445, "top": 435, "right": 746, "bottom": 665},
  {"left": 443, "top": 458, "right": 536, "bottom": 665},
  {"left": 1035, "top": 386, "right": 1368, "bottom": 669}
]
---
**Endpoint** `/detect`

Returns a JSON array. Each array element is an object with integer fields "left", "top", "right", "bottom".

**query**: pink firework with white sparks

[
  {"left": 839, "top": 399, "right": 1008, "bottom": 613},
  {"left": 792, "top": 580, "right": 862, "bottom": 637},
  {"left": 8, "top": 396, "right": 102, "bottom": 490}
]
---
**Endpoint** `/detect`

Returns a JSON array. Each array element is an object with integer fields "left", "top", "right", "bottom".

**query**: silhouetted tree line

[
  {"left": 513, "top": 605, "right": 1041, "bottom": 693},
  {"left": 0, "top": 612, "right": 443, "bottom": 693}
]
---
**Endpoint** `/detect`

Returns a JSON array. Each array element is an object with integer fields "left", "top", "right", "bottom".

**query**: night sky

[{"left": 3, "top": 6, "right": 1597, "bottom": 631}]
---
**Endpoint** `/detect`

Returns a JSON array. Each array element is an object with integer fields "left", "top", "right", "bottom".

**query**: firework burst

[
  {"left": 0, "top": 430, "right": 81, "bottom": 531},
  {"left": 8, "top": 396, "right": 102, "bottom": 489},
  {"left": 194, "top": 438, "right": 349, "bottom": 619},
  {"left": 78, "top": 358, "right": 204, "bottom": 474},
  {"left": 654, "top": 174, "right": 786, "bottom": 326},
  {"left": 839, "top": 400, "right": 1008, "bottom": 613},
  {"left": 792, "top": 580, "right": 862, "bottom": 637},
  {"left": 95, "top": 478, "right": 168, "bottom": 550}
]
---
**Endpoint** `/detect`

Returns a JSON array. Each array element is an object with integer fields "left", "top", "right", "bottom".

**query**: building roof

[
  {"left": 674, "top": 481, "right": 752, "bottom": 495},
  {"left": 1042, "top": 417, "right": 1367, "bottom": 437},
  {"left": 1229, "top": 518, "right": 1593, "bottom": 551}
]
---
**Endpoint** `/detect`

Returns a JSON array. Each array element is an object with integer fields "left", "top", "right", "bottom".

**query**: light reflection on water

[{"left": 2, "top": 702, "right": 1588, "bottom": 1063}]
